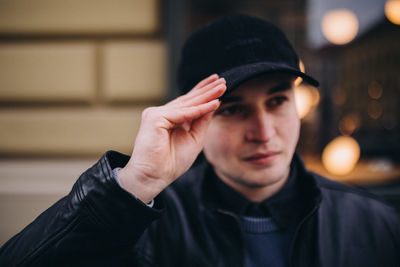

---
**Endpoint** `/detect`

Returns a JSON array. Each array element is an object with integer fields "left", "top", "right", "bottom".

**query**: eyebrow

[
  {"left": 268, "top": 81, "right": 293, "bottom": 94},
  {"left": 221, "top": 81, "right": 293, "bottom": 104}
]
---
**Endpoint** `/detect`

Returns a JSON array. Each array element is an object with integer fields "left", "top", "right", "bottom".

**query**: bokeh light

[
  {"left": 367, "top": 100, "right": 383, "bottom": 119},
  {"left": 294, "top": 84, "right": 320, "bottom": 119},
  {"left": 309, "top": 86, "right": 320, "bottom": 106},
  {"left": 368, "top": 81, "right": 383, "bottom": 99},
  {"left": 385, "top": 0, "right": 400, "bottom": 25},
  {"left": 294, "top": 60, "right": 320, "bottom": 119},
  {"left": 322, "top": 136, "right": 361, "bottom": 175},
  {"left": 295, "top": 85, "right": 312, "bottom": 119},
  {"left": 321, "top": 9, "right": 359, "bottom": 45},
  {"left": 339, "top": 114, "right": 360, "bottom": 136},
  {"left": 294, "top": 60, "right": 306, "bottom": 86}
]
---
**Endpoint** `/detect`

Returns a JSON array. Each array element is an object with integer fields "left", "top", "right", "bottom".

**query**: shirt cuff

[{"left": 112, "top": 167, "right": 154, "bottom": 208}]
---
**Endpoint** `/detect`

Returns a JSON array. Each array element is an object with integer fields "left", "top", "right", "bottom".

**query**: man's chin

[{"left": 239, "top": 166, "right": 290, "bottom": 187}]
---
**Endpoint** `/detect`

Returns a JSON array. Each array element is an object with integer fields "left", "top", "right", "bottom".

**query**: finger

[
  {"left": 191, "top": 74, "right": 219, "bottom": 91},
  {"left": 172, "top": 77, "right": 225, "bottom": 105},
  {"left": 163, "top": 99, "right": 220, "bottom": 126},
  {"left": 184, "top": 78, "right": 226, "bottom": 101},
  {"left": 182, "top": 83, "right": 226, "bottom": 107}
]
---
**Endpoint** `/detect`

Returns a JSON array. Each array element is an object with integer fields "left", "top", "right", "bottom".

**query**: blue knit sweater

[{"left": 240, "top": 216, "right": 292, "bottom": 267}]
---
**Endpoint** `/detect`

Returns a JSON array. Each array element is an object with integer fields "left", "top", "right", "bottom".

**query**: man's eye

[
  {"left": 217, "top": 105, "right": 245, "bottom": 116},
  {"left": 267, "top": 96, "right": 288, "bottom": 108}
]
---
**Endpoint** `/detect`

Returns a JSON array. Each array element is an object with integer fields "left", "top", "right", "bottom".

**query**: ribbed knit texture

[
  {"left": 240, "top": 216, "right": 292, "bottom": 267},
  {"left": 240, "top": 216, "right": 280, "bottom": 233}
]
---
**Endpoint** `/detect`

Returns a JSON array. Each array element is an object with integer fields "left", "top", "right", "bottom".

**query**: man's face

[{"left": 203, "top": 73, "right": 300, "bottom": 200}]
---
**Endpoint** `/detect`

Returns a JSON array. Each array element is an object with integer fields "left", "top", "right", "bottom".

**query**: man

[{"left": 0, "top": 14, "right": 399, "bottom": 267}]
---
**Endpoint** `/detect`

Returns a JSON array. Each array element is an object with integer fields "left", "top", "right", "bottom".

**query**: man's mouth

[{"left": 242, "top": 152, "right": 280, "bottom": 165}]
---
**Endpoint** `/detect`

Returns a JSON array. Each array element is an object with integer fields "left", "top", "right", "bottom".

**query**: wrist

[{"left": 117, "top": 166, "right": 166, "bottom": 204}]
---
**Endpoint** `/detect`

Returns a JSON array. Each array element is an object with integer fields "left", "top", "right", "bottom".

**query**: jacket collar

[{"left": 200, "top": 153, "right": 322, "bottom": 229}]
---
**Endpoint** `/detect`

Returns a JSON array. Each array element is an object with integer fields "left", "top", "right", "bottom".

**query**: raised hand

[{"left": 118, "top": 74, "right": 226, "bottom": 203}]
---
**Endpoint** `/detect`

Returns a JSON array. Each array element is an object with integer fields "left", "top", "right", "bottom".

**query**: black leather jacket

[{"left": 1, "top": 151, "right": 399, "bottom": 267}]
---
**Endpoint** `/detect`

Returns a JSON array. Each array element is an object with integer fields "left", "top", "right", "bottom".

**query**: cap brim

[{"left": 220, "top": 62, "right": 319, "bottom": 93}]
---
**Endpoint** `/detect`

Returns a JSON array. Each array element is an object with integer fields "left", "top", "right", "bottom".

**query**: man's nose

[{"left": 245, "top": 110, "right": 276, "bottom": 142}]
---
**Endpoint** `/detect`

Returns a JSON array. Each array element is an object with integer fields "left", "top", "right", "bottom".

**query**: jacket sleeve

[{"left": 0, "top": 151, "right": 163, "bottom": 267}]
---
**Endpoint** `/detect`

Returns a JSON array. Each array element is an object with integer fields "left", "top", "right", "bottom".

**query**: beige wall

[{"left": 0, "top": 0, "right": 166, "bottom": 245}]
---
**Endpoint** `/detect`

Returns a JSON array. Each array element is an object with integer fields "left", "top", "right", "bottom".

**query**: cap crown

[{"left": 178, "top": 14, "right": 301, "bottom": 93}]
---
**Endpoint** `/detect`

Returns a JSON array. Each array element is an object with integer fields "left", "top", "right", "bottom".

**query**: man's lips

[{"left": 242, "top": 152, "right": 280, "bottom": 165}]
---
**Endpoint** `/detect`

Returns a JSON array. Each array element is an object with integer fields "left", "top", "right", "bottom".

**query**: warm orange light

[
  {"left": 385, "top": 0, "right": 400, "bottom": 25},
  {"left": 322, "top": 136, "right": 360, "bottom": 175},
  {"left": 293, "top": 60, "right": 319, "bottom": 119},
  {"left": 294, "top": 84, "right": 320, "bottom": 119},
  {"left": 368, "top": 100, "right": 383, "bottom": 119},
  {"left": 294, "top": 60, "right": 306, "bottom": 86},
  {"left": 368, "top": 81, "right": 383, "bottom": 99},
  {"left": 339, "top": 114, "right": 360, "bottom": 136},
  {"left": 321, "top": 9, "right": 359, "bottom": 45},
  {"left": 295, "top": 85, "right": 313, "bottom": 119},
  {"left": 309, "top": 86, "right": 320, "bottom": 107}
]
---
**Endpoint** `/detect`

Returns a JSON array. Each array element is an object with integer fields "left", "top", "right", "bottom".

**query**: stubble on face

[{"left": 203, "top": 73, "right": 300, "bottom": 201}]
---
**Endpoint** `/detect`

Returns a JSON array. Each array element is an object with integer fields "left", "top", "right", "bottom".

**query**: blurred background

[{"left": 0, "top": 0, "right": 399, "bottom": 245}]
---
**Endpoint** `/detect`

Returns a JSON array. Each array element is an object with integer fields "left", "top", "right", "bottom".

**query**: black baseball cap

[{"left": 178, "top": 14, "right": 319, "bottom": 94}]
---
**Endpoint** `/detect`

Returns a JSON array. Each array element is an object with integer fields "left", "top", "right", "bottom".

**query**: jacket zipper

[
  {"left": 218, "top": 205, "right": 319, "bottom": 267},
  {"left": 289, "top": 205, "right": 319, "bottom": 267},
  {"left": 216, "top": 209, "right": 246, "bottom": 267}
]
